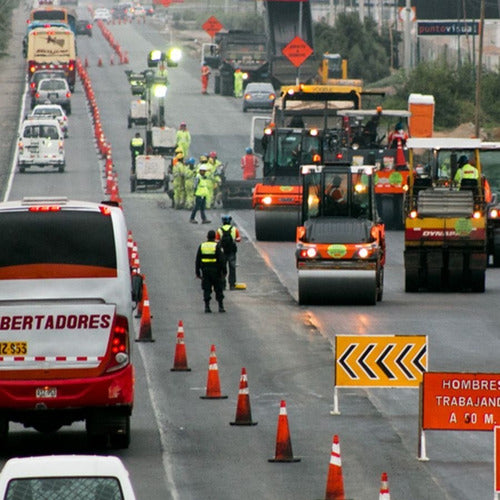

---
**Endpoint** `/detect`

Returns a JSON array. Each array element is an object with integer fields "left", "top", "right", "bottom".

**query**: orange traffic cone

[
  {"left": 395, "top": 138, "right": 406, "bottom": 167},
  {"left": 97, "top": 56, "right": 103, "bottom": 67},
  {"left": 171, "top": 320, "right": 191, "bottom": 371},
  {"left": 379, "top": 472, "right": 390, "bottom": 500},
  {"left": 230, "top": 367, "right": 257, "bottom": 426},
  {"left": 84, "top": 56, "right": 89, "bottom": 68},
  {"left": 200, "top": 344, "right": 227, "bottom": 399},
  {"left": 268, "top": 400, "right": 300, "bottom": 462},
  {"left": 324, "top": 435, "right": 345, "bottom": 500},
  {"left": 136, "top": 283, "right": 154, "bottom": 342}
]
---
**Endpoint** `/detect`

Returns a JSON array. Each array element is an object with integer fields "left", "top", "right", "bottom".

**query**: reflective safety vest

[
  {"left": 455, "top": 163, "right": 479, "bottom": 184},
  {"left": 200, "top": 241, "right": 217, "bottom": 264},
  {"left": 195, "top": 175, "right": 210, "bottom": 197},
  {"left": 131, "top": 137, "right": 144, "bottom": 148}
]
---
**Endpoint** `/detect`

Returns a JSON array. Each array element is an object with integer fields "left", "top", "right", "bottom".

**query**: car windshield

[
  {"left": 23, "top": 125, "right": 59, "bottom": 139},
  {"left": 34, "top": 108, "right": 62, "bottom": 117},
  {"left": 40, "top": 80, "right": 67, "bottom": 91},
  {"left": 5, "top": 477, "right": 124, "bottom": 500},
  {"left": 247, "top": 84, "right": 273, "bottom": 93}
]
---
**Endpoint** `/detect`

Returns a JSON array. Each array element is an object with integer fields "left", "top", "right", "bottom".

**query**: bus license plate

[
  {"left": 0, "top": 342, "right": 27, "bottom": 356},
  {"left": 36, "top": 387, "right": 57, "bottom": 398}
]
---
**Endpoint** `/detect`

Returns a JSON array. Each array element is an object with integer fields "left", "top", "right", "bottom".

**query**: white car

[
  {"left": 0, "top": 455, "right": 137, "bottom": 500},
  {"left": 93, "top": 7, "right": 112, "bottom": 22},
  {"left": 30, "top": 103, "right": 69, "bottom": 137}
]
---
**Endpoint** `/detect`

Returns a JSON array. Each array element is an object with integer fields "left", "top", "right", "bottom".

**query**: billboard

[{"left": 412, "top": 0, "right": 499, "bottom": 19}]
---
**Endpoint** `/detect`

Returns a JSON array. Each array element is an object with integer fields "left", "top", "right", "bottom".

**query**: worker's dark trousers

[{"left": 201, "top": 268, "right": 224, "bottom": 305}]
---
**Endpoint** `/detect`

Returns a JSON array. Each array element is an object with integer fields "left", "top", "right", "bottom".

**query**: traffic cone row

[{"left": 96, "top": 19, "right": 128, "bottom": 65}]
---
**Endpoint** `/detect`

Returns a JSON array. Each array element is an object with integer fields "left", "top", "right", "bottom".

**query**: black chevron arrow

[
  {"left": 376, "top": 344, "right": 396, "bottom": 379},
  {"left": 337, "top": 344, "right": 358, "bottom": 379},
  {"left": 359, "top": 344, "right": 377, "bottom": 379},
  {"left": 412, "top": 345, "right": 427, "bottom": 373},
  {"left": 396, "top": 344, "right": 414, "bottom": 379}
]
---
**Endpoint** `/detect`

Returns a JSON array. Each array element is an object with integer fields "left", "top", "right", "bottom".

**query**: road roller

[
  {"left": 295, "top": 163, "right": 385, "bottom": 305},
  {"left": 404, "top": 138, "right": 487, "bottom": 292}
]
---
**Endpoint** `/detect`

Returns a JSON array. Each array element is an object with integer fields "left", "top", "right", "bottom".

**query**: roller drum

[
  {"left": 255, "top": 208, "right": 300, "bottom": 241},
  {"left": 298, "top": 269, "right": 377, "bottom": 305}
]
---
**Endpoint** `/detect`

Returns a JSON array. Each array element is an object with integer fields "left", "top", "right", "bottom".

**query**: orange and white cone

[
  {"left": 324, "top": 435, "right": 345, "bottom": 500},
  {"left": 230, "top": 367, "right": 257, "bottom": 426},
  {"left": 170, "top": 320, "right": 191, "bottom": 371},
  {"left": 136, "top": 283, "right": 154, "bottom": 342},
  {"left": 268, "top": 400, "right": 300, "bottom": 462},
  {"left": 395, "top": 138, "right": 406, "bottom": 167},
  {"left": 97, "top": 56, "right": 103, "bottom": 67},
  {"left": 200, "top": 344, "right": 227, "bottom": 399},
  {"left": 379, "top": 472, "right": 390, "bottom": 500}
]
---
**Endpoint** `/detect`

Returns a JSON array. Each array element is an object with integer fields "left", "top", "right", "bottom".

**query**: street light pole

[{"left": 474, "top": 0, "right": 485, "bottom": 138}]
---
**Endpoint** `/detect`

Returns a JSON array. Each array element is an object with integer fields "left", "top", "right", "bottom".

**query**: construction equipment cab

[
  {"left": 0, "top": 197, "right": 141, "bottom": 448},
  {"left": 296, "top": 163, "right": 385, "bottom": 305},
  {"left": 404, "top": 138, "right": 487, "bottom": 292}
]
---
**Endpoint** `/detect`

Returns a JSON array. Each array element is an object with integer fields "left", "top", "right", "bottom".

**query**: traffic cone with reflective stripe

[
  {"left": 136, "top": 282, "right": 154, "bottom": 342},
  {"left": 268, "top": 400, "right": 300, "bottom": 462},
  {"left": 170, "top": 320, "right": 191, "bottom": 371},
  {"left": 324, "top": 435, "right": 345, "bottom": 500},
  {"left": 97, "top": 55, "right": 103, "bottom": 67},
  {"left": 395, "top": 138, "right": 406, "bottom": 168},
  {"left": 200, "top": 344, "right": 227, "bottom": 399},
  {"left": 230, "top": 367, "right": 257, "bottom": 426},
  {"left": 379, "top": 472, "right": 390, "bottom": 500}
]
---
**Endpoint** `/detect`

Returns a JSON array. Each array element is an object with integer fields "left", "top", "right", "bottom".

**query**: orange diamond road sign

[
  {"left": 202, "top": 16, "right": 223, "bottom": 38},
  {"left": 282, "top": 36, "right": 314, "bottom": 68}
]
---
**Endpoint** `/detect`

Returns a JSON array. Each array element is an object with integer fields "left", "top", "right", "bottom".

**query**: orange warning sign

[
  {"left": 202, "top": 16, "right": 223, "bottom": 38},
  {"left": 282, "top": 36, "right": 313, "bottom": 68},
  {"left": 422, "top": 372, "right": 500, "bottom": 431}
]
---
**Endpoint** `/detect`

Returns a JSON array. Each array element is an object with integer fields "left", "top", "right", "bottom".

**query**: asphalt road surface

[{"left": 1, "top": 4, "right": 500, "bottom": 499}]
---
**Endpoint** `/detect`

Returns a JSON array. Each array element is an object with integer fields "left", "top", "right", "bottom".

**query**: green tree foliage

[{"left": 314, "top": 13, "right": 391, "bottom": 82}]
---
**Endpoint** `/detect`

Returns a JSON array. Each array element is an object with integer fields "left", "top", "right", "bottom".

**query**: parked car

[
  {"left": 75, "top": 8, "right": 93, "bottom": 36},
  {"left": 0, "top": 455, "right": 137, "bottom": 500},
  {"left": 32, "top": 77, "right": 72, "bottom": 114},
  {"left": 93, "top": 7, "right": 112, "bottom": 22},
  {"left": 242, "top": 82, "right": 276, "bottom": 112},
  {"left": 29, "top": 103, "right": 69, "bottom": 137}
]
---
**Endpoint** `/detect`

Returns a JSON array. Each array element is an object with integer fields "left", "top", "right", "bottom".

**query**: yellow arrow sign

[{"left": 335, "top": 335, "right": 427, "bottom": 387}]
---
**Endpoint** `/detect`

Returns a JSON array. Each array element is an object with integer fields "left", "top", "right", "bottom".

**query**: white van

[
  {"left": 0, "top": 455, "right": 137, "bottom": 500},
  {"left": 0, "top": 197, "right": 141, "bottom": 448},
  {"left": 18, "top": 117, "right": 65, "bottom": 172}
]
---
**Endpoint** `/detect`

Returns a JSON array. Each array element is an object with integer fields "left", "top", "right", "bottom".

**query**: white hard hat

[{"left": 199, "top": 165, "right": 207, "bottom": 171}]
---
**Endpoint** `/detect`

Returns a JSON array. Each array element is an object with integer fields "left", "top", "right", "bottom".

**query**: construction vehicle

[
  {"left": 479, "top": 142, "right": 500, "bottom": 266},
  {"left": 338, "top": 108, "right": 412, "bottom": 230},
  {"left": 252, "top": 83, "right": 363, "bottom": 241},
  {"left": 130, "top": 155, "right": 168, "bottom": 192},
  {"left": 404, "top": 138, "right": 487, "bottom": 292},
  {"left": 127, "top": 99, "right": 147, "bottom": 128},
  {"left": 205, "top": 30, "right": 269, "bottom": 96},
  {"left": 296, "top": 163, "right": 385, "bottom": 305}
]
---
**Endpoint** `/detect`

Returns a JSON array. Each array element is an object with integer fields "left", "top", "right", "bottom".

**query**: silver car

[
  {"left": 30, "top": 104, "right": 69, "bottom": 137},
  {"left": 32, "top": 78, "right": 72, "bottom": 114},
  {"left": 242, "top": 82, "right": 276, "bottom": 112}
]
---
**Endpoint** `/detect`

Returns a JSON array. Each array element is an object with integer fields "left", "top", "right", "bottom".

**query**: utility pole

[
  {"left": 474, "top": 0, "right": 485, "bottom": 137},
  {"left": 403, "top": 0, "right": 412, "bottom": 72}
]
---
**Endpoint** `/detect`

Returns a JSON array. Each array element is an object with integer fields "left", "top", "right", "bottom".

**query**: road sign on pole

[
  {"left": 281, "top": 36, "right": 313, "bottom": 68},
  {"left": 202, "top": 16, "right": 223, "bottom": 39}
]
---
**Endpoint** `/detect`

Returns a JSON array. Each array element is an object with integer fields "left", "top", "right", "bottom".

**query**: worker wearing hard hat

[
  {"left": 190, "top": 164, "right": 211, "bottom": 224},
  {"left": 454, "top": 155, "right": 479, "bottom": 187},
  {"left": 240, "top": 147, "right": 259, "bottom": 180},
  {"left": 176, "top": 122, "right": 191, "bottom": 157},
  {"left": 172, "top": 147, "right": 186, "bottom": 209}
]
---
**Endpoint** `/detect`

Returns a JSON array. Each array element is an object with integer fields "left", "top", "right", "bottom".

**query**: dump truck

[
  {"left": 296, "top": 163, "right": 385, "bottom": 305},
  {"left": 404, "top": 138, "right": 487, "bottom": 292}
]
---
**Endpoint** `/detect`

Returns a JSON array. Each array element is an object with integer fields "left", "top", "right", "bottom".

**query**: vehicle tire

[
  {"left": 109, "top": 416, "right": 130, "bottom": 449},
  {"left": 242, "top": 105, "right": 247, "bottom": 113},
  {"left": 470, "top": 269, "right": 485, "bottom": 293},
  {"left": 380, "top": 196, "right": 395, "bottom": 229},
  {"left": 376, "top": 266, "right": 384, "bottom": 302},
  {"left": 66, "top": 104, "right": 71, "bottom": 115},
  {"left": 492, "top": 229, "right": 500, "bottom": 267},
  {"left": 214, "top": 75, "right": 221, "bottom": 94},
  {"left": 127, "top": 117, "right": 132, "bottom": 129},
  {"left": 221, "top": 74, "right": 233, "bottom": 96},
  {"left": 405, "top": 268, "right": 418, "bottom": 292},
  {"left": 33, "top": 422, "right": 62, "bottom": 433},
  {"left": 0, "top": 416, "right": 8, "bottom": 448},
  {"left": 30, "top": 99, "right": 35, "bottom": 109},
  {"left": 58, "top": 164, "right": 65, "bottom": 173},
  {"left": 130, "top": 177, "right": 137, "bottom": 192}
]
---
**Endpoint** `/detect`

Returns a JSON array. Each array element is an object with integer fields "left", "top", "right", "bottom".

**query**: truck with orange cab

[
  {"left": 0, "top": 197, "right": 142, "bottom": 447},
  {"left": 404, "top": 138, "right": 487, "bottom": 292},
  {"left": 296, "top": 163, "right": 385, "bottom": 304}
]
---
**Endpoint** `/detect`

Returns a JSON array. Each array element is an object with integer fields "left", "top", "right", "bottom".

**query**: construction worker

[
  {"left": 206, "top": 151, "right": 222, "bottom": 209},
  {"left": 388, "top": 121, "right": 409, "bottom": 149},
  {"left": 233, "top": 68, "right": 244, "bottom": 98},
  {"left": 172, "top": 148, "right": 186, "bottom": 209},
  {"left": 240, "top": 147, "right": 259, "bottom": 180},
  {"left": 201, "top": 61, "right": 211, "bottom": 94},
  {"left": 197, "top": 154, "right": 209, "bottom": 173},
  {"left": 184, "top": 157, "right": 197, "bottom": 210},
  {"left": 216, "top": 215, "right": 241, "bottom": 290},
  {"left": 454, "top": 155, "right": 479, "bottom": 187},
  {"left": 176, "top": 122, "right": 191, "bottom": 158},
  {"left": 190, "top": 165, "right": 212, "bottom": 224},
  {"left": 130, "top": 132, "right": 144, "bottom": 171},
  {"left": 362, "top": 114, "right": 380, "bottom": 148},
  {"left": 195, "top": 229, "right": 226, "bottom": 313}
]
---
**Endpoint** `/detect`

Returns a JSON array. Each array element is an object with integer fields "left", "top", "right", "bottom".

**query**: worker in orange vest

[
  {"left": 201, "top": 61, "right": 211, "bottom": 94},
  {"left": 240, "top": 147, "right": 259, "bottom": 180}
]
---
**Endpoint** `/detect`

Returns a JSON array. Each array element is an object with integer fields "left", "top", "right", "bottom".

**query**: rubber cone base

[
  {"left": 200, "top": 394, "right": 228, "bottom": 399},
  {"left": 230, "top": 420, "right": 258, "bottom": 426},
  {"left": 171, "top": 366, "right": 191, "bottom": 372},
  {"left": 268, "top": 457, "right": 301, "bottom": 463}
]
